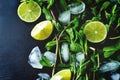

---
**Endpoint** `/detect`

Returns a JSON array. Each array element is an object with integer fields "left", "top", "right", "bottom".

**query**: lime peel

[
  {"left": 50, "top": 69, "right": 71, "bottom": 80},
  {"left": 31, "top": 20, "right": 53, "bottom": 40}
]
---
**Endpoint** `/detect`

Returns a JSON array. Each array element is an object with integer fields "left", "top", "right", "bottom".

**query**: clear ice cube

[
  {"left": 28, "top": 46, "right": 43, "bottom": 69},
  {"left": 36, "top": 73, "right": 50, "bottom": 80}
]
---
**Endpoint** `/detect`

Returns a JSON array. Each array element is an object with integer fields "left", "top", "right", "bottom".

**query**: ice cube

[
  {"left": 36, "top": 73, "right": 50, "bottom": 80},
  {"left": 68, "top": 2, "right": 85, "bottom": 14},
  {"left": 61, "top": 43, "right": 70, "bottom": 62},
  {"left": 76, "top": 52, "right": 85, "bottom": 63},
  {"left": 58, "top": 10, "right": 71, "bottom": 24},
  {"left": 76, "top": 52, "right": 85, "bottom": 67},
  {"left": 28, "top": 46, "right": 43, "bottom": 69},
  {"left": 111, "top": 73, "right": 120, "bottom": 80},
  {"left": 99, "top": 61, "right": 120, "bottom": 73}
]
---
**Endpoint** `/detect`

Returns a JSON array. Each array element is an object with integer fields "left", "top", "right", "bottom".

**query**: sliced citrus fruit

[
  {"left": 17, "top": 1, "right": 41, "bottom": 22},
  {"left": 31, "top": 20, "right": 53, "bottom": 40},
  {"left": 83, "top": 21, "right": 107, "bottom": 43},
  {"left": 50, "top": 69, "right": 71, "bottom": 80}
]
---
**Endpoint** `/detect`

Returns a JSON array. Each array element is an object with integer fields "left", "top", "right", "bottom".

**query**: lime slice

[
  {"left": 84, "top": 21, "right": 107, "bottom": 43},
  {"left": 17, "top": 1, "right": 41, "bottom": 22},
  {"left": 50, "top": 69, "right": 71, "bottom": 80},
  {"left": 31, "top": 20, "right": 53, "bottom": 40}
]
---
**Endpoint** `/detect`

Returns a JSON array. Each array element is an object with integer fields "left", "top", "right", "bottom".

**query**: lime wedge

[
  {"left": 50, "top": 69, "right": 71, "bottom": 80},
  {"left": 17, "top": 1, "right": 41, "bottom": 22},
  {"left": 84, "top": 21, "right": 107, "bottom": 43},
  {"left": 31, "top": 20, "right": 53, "bottom": 40}
]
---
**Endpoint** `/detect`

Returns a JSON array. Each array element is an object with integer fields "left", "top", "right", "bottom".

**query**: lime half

[
  {"left": 17, "top": 1, "right": 41, "bottom": 22},
  {"left": 50, "top": 69, "right": 71, "bottom": 80},
  {"left": 31, "top": 20, "right": 53, "bottom": 40},
  {"left": 84, "top": 21, "right": 107, "bottom": 43}
]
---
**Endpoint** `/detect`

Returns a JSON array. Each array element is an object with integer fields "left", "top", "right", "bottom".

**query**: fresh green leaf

[
  {"left": 103, "top": 46, "right": 117, "bottom": 51},
  {"left": 70, "top": 41, "right": 82, "bottom": 52},
  {"left": 115, "top": 18, "right": 120, "bottom": 29},
  {"left": 40, "top": 56, "right": 52, "bottom": 67},
  {"left": 112, "top": 4, "right": 117, "bottom": 15},
  {"left": 80, "top": 60, "right": 90, "bottom": 71},
  {"left": 66, "top": 28, "right": 74, "bottom": 40},
  {"left": 45, "top": 40, "right": 56, "bottom": 50},
  {"left": 52, "top": 20, "right": 62, "bottom": 31},
  {"left": 72, "top": 18, "right": 79, "bottom": 29},
  {"left": 59, "top": 0, "right": 67, "bottom": 10},
  {"left": 105, "top": 24, "right": 110, "bottom": 32},
  {"left": 109, "top": 14, "right": 117, "bottom": 26},
  {"left": 70, "top": 54, "right": 76, "bottom": 72},
  {"left": 117, "top": 18, "right": 120, "bottom": 26},
  {"left": 92, "top": 13, "right": 101, "bottom": 21},
  {"left": 47, "top": 0, "right": 54, "bottom": 9},
  {"left": 100, "top": 1, "right": 110, "bottom": 12},
  {"left": 115, "top": 40, "right": 120, "bottom": 49},
  {"left": 91, "top": 7, "right": 97, "bottom": 16},
  {"left": 67, "top": 15, "right": 80, "bottom": 28},
  {"left": 103, "top": 40, "right": 120, "bottom": 58},
  {"left": 118, "top": 0, "right": 120, "bottom": 4},
  {"left": 95, "top": 0, "right": 101, "bottom": 3},
  {"left": 74, "top": 30, "right": 80, "bottom": 42},
  {"left": 105, "top": 11, "right": 111, "bottom": 20},
  {"left": 81, "top": 12, "right": 86, "bottom": 20},
  {"left": 42, "top": 7, "right": 53, "bottom": 20}
]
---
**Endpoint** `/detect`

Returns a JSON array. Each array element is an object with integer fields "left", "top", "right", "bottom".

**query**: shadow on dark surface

[{"left": 0, "top": 0, "right": 51, "bottom": 80}]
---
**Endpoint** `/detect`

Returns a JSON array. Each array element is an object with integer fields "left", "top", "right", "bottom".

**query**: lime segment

[
  {"left": 31, "top": 20, "right": 53, "bottom": 40},
  {"left": 17, "top": 1, "right": 41, "bottom": 22},
  {"left": 50, "top": 69, "right": 71, "bottom": 80},
  {"left": 84, "top": 21, "right": 107, "bottom": 43}
]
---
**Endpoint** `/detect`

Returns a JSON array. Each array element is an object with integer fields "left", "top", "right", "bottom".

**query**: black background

[{"left": 0, "top": 0, "right": 50, "bottom": 80}]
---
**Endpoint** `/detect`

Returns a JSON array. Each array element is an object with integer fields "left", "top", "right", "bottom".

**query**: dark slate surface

[{"left": 0, "top": 0, "right": 49, "bottom": 80}]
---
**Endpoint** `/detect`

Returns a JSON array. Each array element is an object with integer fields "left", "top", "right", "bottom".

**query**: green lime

[
  {"left": 17, "top": 1, "right": 41, "bottom": 22},
  {"left": 84, "top": 21, "right": 107, "bottom": 43},
  {"left": 31, "top": 20, "right": 53, "bottom": 40}
]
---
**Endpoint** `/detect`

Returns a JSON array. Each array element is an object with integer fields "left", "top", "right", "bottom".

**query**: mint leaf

[
  {"left": 95, "top": 0, "right": 101, "bottom": 3},
  {"left": 66, "top": 28, "right": 74, "bottom": 41},
  {"left": 45, "top": 40, "right": 56, "bottom": 50},
  {"left": 112, "top": 4, "right": 117, "bottom": 15},
  {"left": 118, "top": 0, "right": 120, "bottom": 4},
  {"left": 103, "top": 46, "right": 117, "bottom": 51},
  {"left": 103, "top": 40, "right": 120, "bottom": 58},
  {"left": 91, "top": 7, "right": 97, "bottom": 16},
  {"left": 70, "top": 41, "right": 82, "bottom": 52},
  {"left": 47, "top": 0, "right": 54, "bottom": 9},
  {"left": 116, "top": 18, "right": 120, "bottom": 29},
  {"left": 40, "top": 56, "right": 52, "bottom": 67},
  {"left": 59, "top": 0, "right": 67, "bottom": 10},
  {"left": 100, "top": 1, "right": 110, "bottom": 12},
  {"left": 42, "top": 7, "right": 53, "bottom": 20},
  {"left": 109, "top": 14, "right": 117, "bottom": 26},
  {"left": 105, "top": 11, "right": 111, "bottom": 20}
]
